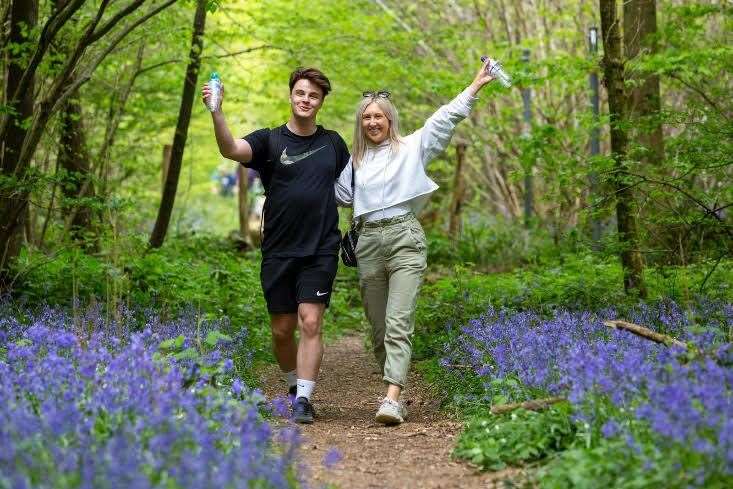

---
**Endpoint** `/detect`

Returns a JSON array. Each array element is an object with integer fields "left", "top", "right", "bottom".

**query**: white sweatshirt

[{"left": 335, "top": 88, "right": 477, "bottom": 219}]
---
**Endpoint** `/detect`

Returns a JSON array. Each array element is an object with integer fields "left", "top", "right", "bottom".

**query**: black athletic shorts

[{"left": 260, "top": 254, "right": 338, "bottom": 314}]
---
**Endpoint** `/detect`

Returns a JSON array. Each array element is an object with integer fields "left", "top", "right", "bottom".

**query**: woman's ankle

[{"left": 386, "top": 383, "right": 402, "bottom": 401}]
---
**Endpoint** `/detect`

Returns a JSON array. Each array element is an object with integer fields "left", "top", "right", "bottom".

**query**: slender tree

[
  {"left": 149, "top": 0, "right": 208, "bottom": 248},
  {"left": 624, "top": 0, "right": 664, "bottom": 167},
  {"left": 599, "top": 0, "right": 647, "bottom": 297},
  {"left": 58, "top": 92, "right": 96, "bottom": 243},
  {"left": 0, "top": 0, "right": 37, "bottom": 289},
  {"left": 51, "top": 0, "right": 95, "bottom": 245},
  {"left": 449, "top": 143, "right": 467, "bottom": 236}
]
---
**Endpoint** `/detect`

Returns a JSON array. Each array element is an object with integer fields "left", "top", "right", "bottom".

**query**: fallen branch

[
  {"left": 603, "top": 320, "right": 688, "bottom": 349},
  {"left": 490, "top": 397, "right": 566, "bottom": 415}
]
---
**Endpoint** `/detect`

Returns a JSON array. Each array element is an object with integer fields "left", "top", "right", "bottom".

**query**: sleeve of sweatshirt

[
  {"left": 334, "top": 158, "right": 354, "bottom": 207},
  {"left": 418, "top": 88, "right": 478, "bottom": 165}
]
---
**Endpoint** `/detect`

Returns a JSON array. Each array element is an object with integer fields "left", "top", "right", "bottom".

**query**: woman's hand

[
  {"left": 468, "top": 57, "right": 496, "bottom": 96},
  {"left": 201, "top": 82, "right": 224, "bottom": 112}
]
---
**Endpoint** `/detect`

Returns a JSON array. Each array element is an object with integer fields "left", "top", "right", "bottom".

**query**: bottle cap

[{"left": 210, "top": 72, "right": 220, "bottom": 80}]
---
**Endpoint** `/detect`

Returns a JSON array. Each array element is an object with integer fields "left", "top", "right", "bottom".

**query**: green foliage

[
  {"left": 537, "top": 434, "right": 733, "bottom": 489},
  {"left": 426, "top": 219, "right": 578, "bottom": 272},
  {"left": 418, "top": 357, "right": 488, "bottom": 413},
  {"left": 156, "top": 329, "right": 234, "bottom": 387},
  {"left": 454, "top": 406, "right": 575, "bottom": 471}
]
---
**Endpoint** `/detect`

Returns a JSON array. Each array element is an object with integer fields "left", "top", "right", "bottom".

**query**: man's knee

[
  {"left": 298, "top": 306, "right": 323, "bottom": 338},
  {"left": 270, "top": 314, "right": 297, "bottom": 343}
]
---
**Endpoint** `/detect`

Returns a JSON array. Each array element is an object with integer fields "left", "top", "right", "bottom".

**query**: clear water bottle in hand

[
  {"left": 207, "top": 72, "right": 222, "bottom": 112},
  {"left": 480, "top": 56, "right": 512, "bottom": 88}
]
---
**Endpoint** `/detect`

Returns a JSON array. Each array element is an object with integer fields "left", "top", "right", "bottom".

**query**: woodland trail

[{"left": 261, "top": 333, "right": 518, "bottom": 489}]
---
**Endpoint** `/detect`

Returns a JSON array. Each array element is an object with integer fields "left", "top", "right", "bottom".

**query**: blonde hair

[{"left": 352, "top": 96, "right": 403, "bottom": 168}]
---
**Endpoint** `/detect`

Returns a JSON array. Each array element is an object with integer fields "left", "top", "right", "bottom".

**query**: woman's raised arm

[{"left": 418, "top": 58, "right": 496, "bottom": 165}]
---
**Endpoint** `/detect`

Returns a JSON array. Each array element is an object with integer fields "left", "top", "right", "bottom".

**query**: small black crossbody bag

[{"left": 340, "top": 167, "right": 359, "bottom": 267}]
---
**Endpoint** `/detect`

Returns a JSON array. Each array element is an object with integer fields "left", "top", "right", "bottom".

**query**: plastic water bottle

[
  {"left": 207, "top": 72, "right": 221, "bottom": 112},
  {"left": 480, "top": 56, "right": 512, "bottom": 88}
]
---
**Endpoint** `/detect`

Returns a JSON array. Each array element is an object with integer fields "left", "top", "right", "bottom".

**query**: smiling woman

[
  {"left": 351, "top": 91, "right": 402, "bottom": 167},
  {"left": 334, "top": 58, "right": 497, "bottom": 424}
]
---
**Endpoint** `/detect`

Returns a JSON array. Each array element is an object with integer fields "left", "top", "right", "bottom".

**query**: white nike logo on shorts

[{"left": 315, "top": 291, "right": 328, "bottom": 297}]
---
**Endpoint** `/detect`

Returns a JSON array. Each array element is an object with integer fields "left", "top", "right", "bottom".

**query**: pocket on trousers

[
  {"left": 407, "top": 224, "right": 427, "bottom": 252},
  {"left": 354, "top": 229, "right": 365, "bottom": 257}
]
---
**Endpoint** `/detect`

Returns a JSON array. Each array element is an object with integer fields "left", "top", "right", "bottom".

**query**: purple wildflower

[{"left": 323, "top": 448, "right": 343, "bottom": 469}]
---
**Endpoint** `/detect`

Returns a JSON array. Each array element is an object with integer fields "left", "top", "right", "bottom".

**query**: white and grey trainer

[{"left": 375, "top": 397, "right": 408, "bottom": 425}]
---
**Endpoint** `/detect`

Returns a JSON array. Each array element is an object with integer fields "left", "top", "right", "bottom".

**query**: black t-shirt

[{"left": 243, "top": 124, "right": 350, "bottom": 258}]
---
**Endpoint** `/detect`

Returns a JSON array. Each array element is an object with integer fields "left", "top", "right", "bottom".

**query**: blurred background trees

[{"left": 1, "top": 0, "right": 730, "bottom": 294}]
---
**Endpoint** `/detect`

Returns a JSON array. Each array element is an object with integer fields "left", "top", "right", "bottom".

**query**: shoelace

[{"left": 380, "top": 397, "right": 400, "bottom": 407}]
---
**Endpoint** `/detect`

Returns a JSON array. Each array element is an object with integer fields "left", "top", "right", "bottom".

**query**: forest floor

[{"left": 261, "top": 333, "right": 519, "bottom": 489}]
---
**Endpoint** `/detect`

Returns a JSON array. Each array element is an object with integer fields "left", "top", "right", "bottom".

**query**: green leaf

[
  {"left": 204, "top": 330, "right": 232, "bottom": 348},
  {"left": 174, "top": 347, "right": 199, "bottom": 361},
  {"left": 159, "top": 335, "right": 186, "bottom": 351}
]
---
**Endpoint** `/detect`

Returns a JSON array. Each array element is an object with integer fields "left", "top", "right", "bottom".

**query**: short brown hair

[{"left": 289, "top": 67, "right": 331, "bottom": 98}]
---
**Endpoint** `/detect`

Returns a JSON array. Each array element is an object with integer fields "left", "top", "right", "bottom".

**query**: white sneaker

[{"left": 375, "top": 397, "right": 407, "bottom": 425}]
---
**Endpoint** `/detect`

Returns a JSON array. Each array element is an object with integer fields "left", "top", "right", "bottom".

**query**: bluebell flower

[{"left": 323, "top": 447, "right": 343, "bottom": 469}]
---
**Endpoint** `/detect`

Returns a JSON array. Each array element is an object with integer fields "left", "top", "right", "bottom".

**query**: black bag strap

[
  {"left": 266, "top": 126, "right": 282, "bottom": 166},
  {"left": 323, "top": 128, "right": 348, "bottom": 182},
  {"left": 349, "top": 163, "right": 359, "bottom": 231},
  {"left": 350, "top": 160, "right": 355, "bottom": 191},
  {"left": 257, "top": 126, "right": 283, "bottom": 240}
]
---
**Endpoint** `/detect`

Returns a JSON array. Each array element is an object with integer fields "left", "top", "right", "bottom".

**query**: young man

[{"left": 202, "top": 68, "right": 349, "bottom": 424}]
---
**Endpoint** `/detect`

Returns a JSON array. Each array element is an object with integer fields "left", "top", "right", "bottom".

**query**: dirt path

[{"left": 261, "top": 333, "right": 515, "bottom": 489}]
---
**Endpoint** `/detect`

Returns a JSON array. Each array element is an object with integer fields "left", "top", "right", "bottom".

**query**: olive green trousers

[{"left": 356, "top": 213, "right": 427, "bottom": 388}]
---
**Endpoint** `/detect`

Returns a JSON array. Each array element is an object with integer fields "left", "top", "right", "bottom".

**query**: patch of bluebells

[
  {"left": 442, "top": 300, "right": 733, "bottom": 481},
  {"left": 0, "top": 303, "right": 302, "bottom": 489}
]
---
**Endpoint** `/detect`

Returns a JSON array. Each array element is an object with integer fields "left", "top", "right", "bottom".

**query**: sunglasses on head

[{"left": 362, "top": 90, "right": 391, "bottom": 99}]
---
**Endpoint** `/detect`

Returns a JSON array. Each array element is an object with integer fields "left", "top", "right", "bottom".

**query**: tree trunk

[
  {"left": 58, "top": 89, "right": 96, "bottom": 244},
  {"left": 149, "top": 0, "right": 207, "bottom": 248},
  {"left": 161, "top": 144, "right": 172, "bottom": 191},
  {"left": 0, "top": 0, "right": 37, "bottom": 290},
  {"left": 237, "top": 165, "right": 249, "bottom": 240},
  {"left": 599, "top": 0, "right": 647, "bottom": 298},
  {"left": 623, "top": 0, "right": 664, "bottom": 167},
  {"left": 53, "top": 0, "right": 95, "bottom": 245},
  {"left": 449, "top": 143, "right": 467, "bottom": 236}
]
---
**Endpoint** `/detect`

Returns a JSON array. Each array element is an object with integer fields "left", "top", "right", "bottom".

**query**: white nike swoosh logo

[
  {"left": 315, "top": 291, "right": 328, "bottom": 296},
  {"left": 280, "top": 145, "right": 326, "bottom": 165}
]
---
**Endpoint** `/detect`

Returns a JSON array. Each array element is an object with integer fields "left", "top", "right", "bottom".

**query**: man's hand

[
  {"left": 203, "top": 82, "right": 253, "bottom": 163},
  {"left": 201, "top": 82, "right": 224, "bottom": 112}
]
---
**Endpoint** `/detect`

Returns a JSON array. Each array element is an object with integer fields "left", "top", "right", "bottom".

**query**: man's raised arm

[{"left": 202, "top": 82, "right": 253, "bottom": 163}]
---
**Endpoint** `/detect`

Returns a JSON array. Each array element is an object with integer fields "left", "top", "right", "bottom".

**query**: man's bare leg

[
  {"left": 291, "top": 303, "right": 325, "bottom": 423},
  {"left": 270, "top": 313, "right": 298, "bottom": 389},
  {"left": 296, "top": 302, "right": 325, "bottom": 381}
]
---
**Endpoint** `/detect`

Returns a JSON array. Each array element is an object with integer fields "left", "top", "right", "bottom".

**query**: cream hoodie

[{"left": 335, "top": 88, "right": 477, "bottom": 218}]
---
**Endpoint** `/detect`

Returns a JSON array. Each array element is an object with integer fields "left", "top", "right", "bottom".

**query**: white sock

[
  {"left": 296, "top": 379, "right": 315, "bottom": 400},
  {"left": 285, "top": 370, "right": 297, "bottom": 389}
]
